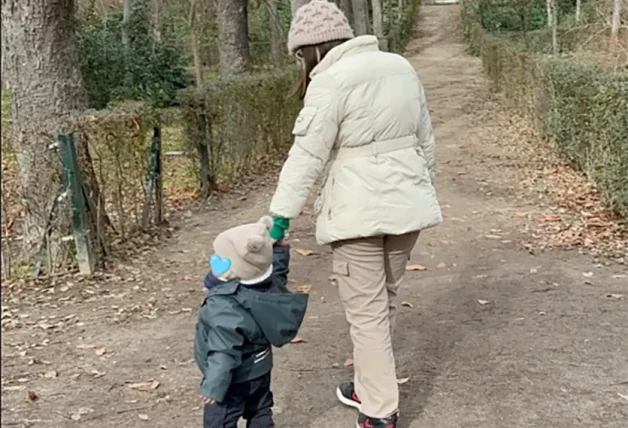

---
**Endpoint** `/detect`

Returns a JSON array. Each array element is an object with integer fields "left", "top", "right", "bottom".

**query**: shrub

[
  {"left": 77, "top": 0, "right": 188, "bottom": 109},
  {"left": 178, "top": 69, "right": 301, "bottom": 193},
  {"left": 388, "top": 0, "right": 421, "bottom": 53},
  {"left": 469, "top": 23, "right": 628, "bottom": 217},
  {"left": 478, "top": 0, "right": 547, "bottom": 33}
]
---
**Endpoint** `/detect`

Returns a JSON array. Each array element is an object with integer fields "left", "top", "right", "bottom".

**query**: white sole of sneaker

[{"left": 336, "top": 386, "right": 361, "bottom": 410}]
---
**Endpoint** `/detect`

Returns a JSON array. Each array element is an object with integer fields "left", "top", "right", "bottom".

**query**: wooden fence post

[{"left": 58, "top": 133, "right": 95, "bottom": 276}]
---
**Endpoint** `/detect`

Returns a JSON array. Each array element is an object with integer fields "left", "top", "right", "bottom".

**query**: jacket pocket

[
  {"left": 292, "top": 106, "right": 317, "bottom": 136},
  {"left": 410, "top": 149, "right": 429, "bottom": 185}
]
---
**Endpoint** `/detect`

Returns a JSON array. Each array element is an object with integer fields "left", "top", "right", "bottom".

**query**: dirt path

[{"left": 2, "top": 6, "right": 627, "bottom": 428}]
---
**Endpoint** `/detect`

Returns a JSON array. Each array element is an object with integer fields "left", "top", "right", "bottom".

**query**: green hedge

[
  {"left": 178, "top": 69, "right": 301, "bottom": 191},
  {"left": 388, "top": 0, "right": 421, "bottom": 53},
  {"left": 467, "top": 23, "right": 628, "bottom": 218}
]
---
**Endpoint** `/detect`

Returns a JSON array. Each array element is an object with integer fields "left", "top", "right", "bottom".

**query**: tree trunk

[
  {"left": 122, "top": 0, "right": 133, "bottom": 87},
  {"left": 1, "top": 0, "right": 105, "bottom": 267},
  {"left": 610, "top": 0, "right": 622, "bottom": 51},
  {"left": 371, "top": 0, "right": 386, "bottom": 50},
  {"left": 398, "top": 0, "right": 405, "bottom": 21},
  {"left": 339, "top": 0, "right": 353, "bottom": 25},
  {"left": 189, "top": 0, "right": 204, "bottom": 86},
  {"left": 216, "top": 0, "right": 250, "bottom": 75},
  {"left": 550, "top": 0, "right": 558, "bottom": 55},
  {"left": 352, "top": 0, "right": 369, "bottom": 35},
  {"left": 291, "top": 0, "right": 310, "bottom": 17},
  {"left": 122, "top": 0, "right": 132, "bottom": 53},
  {"left": 152, "top": 0, "right": 162, "bottom": 43},
  {"left": 575, "top": 0, "right": 581, "bottom": 24},
  {"left": 546, "top": 0, "right": 553, "bottom": 28},
  {"left": 267, "top": 0, "right": 284, "bottom": 66}
]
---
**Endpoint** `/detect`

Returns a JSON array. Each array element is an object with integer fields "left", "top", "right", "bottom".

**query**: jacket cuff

[
  {"left": 269, "top": 216, "right": 290, "bottom": 240},
  {"left": 199, "top": 378, "right": 228, "bottom": 403}
]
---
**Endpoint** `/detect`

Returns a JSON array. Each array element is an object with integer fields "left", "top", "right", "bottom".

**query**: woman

[{"left": 269, "top": 1, "right": 442, "bottom": 427}]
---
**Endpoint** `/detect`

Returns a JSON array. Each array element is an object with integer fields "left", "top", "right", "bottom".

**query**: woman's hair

[{"left": 292, "top": 39, "right": 349, "bottom": 99}]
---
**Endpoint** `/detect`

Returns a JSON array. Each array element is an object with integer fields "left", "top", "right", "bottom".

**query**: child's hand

[
  {"left": 200, "top": 395, "right": 216, "bottom": 404},
  {"left": 273, "top": 239, "right": 284, "bottom": 246}
]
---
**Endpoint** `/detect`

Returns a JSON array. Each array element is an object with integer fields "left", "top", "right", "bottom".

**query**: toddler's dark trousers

[{"left": 203, "top": 373, "right": 274, "bottom": 428}]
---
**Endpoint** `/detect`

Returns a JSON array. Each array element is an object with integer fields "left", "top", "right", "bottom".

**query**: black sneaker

[
  {"left": 357, "top": 412, "right": 398, "bottom": 428},
  {"left": 336, "top": 382, "right": 361, "bottom": 409}
]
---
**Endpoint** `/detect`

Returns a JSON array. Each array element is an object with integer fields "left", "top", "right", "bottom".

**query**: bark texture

[
  {"left": 371, "top": 0, "right": 387, "bottom": 50},
  {"left": 1, "top": 0, "right": 104, "bottom": 266},
  {"left": 216, "top": 0, "right": 250, "bottom": 75},
  {"left": 267, "top": 0, "right": 284, "bottom": 66},
  {"left": 291, "top": 0, "right": 310, "bottom": 17},
  {"left": 351, "top": 0, "right": 369, "bottom": 35}
]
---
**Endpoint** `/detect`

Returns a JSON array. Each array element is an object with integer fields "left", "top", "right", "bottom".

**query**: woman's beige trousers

[{"left": 331, "top": 231, "right": 420, "bottom": 419}]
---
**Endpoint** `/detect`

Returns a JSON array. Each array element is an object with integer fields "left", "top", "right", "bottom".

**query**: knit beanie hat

[
  {"left": 211, "top": 216, "right": 274, "bottom": 282},
  {"left": 287, "top": 0, "right": 355, "bottom": 55}
]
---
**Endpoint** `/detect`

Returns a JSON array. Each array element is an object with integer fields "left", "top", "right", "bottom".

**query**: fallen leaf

[
  {"left": 331, "top": 363, "right": 340, "bottom": 368},
  {"left": 139, "top": 414, "right": 149, "bottom": 421},
  {"left": 290, "top": 337, "right": 306, "bottom": 344},
  {"left": 28, "top": 390, "right": 38, "bottom": 401},
  {"left": 127, "top": 379, "right": 160, "bottom": 391},
  {"left": 71, "top": 407, "right": 94, "bottom": 421},
  {"left": 542, "top": 214, "right": 561, "bottom": 222},
  {"left": 77, "top": 344, "right": 97, "bottom": 350},
  {"left": 477, "top": 299, "right": 490, "bottom": 305},
  {"left": 296, "top": 284, "right": 312, "bottom": 293},
  {"left": 607, "top": 294, "right": 624, "bottom": 299},
  {"left": 514, "top": 212, "right": 528, "bottom": 218},
  {"left": 4, "top": 386, "right": 26, "bottom": 391},
  {"left": 582, "top": 272, "right": 594, "bottom": 278},
  {"left": 344, "top": 358, "right": 354, "bottom": 367},
  {"left": 437, "top": 262, "right": 447, "bottom": 269},
  {"left": 95, "top": 347, "right": 107, "bottom": 356},
  {"left": 485, "top": 234, "right": 502, "bottom": 240},
  {"left": 295, "top": 248, "right": 315, "bottom": 256},
  {"left": 91, "top": 370, "right": 107, "bottom": 378},
  {"left": 406, "top": 264, "right": 428, "bottom": 271},
  {"left": 397, "top": 377, "right": 410, "bottom": 385},
  {"left": 401, "top": 301, "right": 414, "bottom": 308},
  {"left": 328, "top": 275, "right": 339, "bottom": 285},
  {"left": 618, "top": 393, "right": 628, "bottom": 402},
  {"left": 44, "top": 370, "right": 58, "bottom": 379}
]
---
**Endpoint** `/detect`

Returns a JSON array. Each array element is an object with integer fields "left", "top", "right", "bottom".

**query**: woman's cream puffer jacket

[{"left": 270, "top": 36, "right": 442, "bottom": 245}]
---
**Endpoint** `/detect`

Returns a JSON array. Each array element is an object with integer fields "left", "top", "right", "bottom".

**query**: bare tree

[
  {"left": 550, "top": 0, "right": 558, "bottom": 55},
  {"left": 266, "top": 0, "right": 284, "bottom": 66},
  {"left": 546, "top": 0, "right": 553, "bottom": 28},
  {"left": 352, "top": 0, "right": 369, "bottom": 35},
  {"left": 610, "top": 0, "right": 623, "bottom": 51},
  {"left": 152, "top": 0, "right": 162, "bottom": 43},
  {"left": 216, "top": 0, "right": 251, "bottom": 75},
  {"left": 122, "top": 0, "right": 132, "bottom": 52},
  {"left": 339, "top": 0, "right": 353, "bottom": 24},
  {"left": 372, "top": 0, "right": 386, "bottom": 50},
  {"left": 188, "top": 0, "right": 204, "bottom": 85},
  {"left": 291, "top": 0, "right": 310, "bottom": 16},
  {"left": 1, "top": 0, "right": 105, "bottom": 264}
]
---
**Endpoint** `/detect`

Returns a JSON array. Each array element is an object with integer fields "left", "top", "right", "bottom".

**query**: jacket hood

[{"left": 235, "top": 286, "right": 309, "bottom": 347}]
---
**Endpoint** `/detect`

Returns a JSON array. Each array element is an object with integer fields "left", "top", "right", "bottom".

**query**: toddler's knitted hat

[
  {"left": 287, "top": 0, "right": 354, "bottom": 55},
  {"left": 212, "top": 216, "right": 274, "bottom": 282}
]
